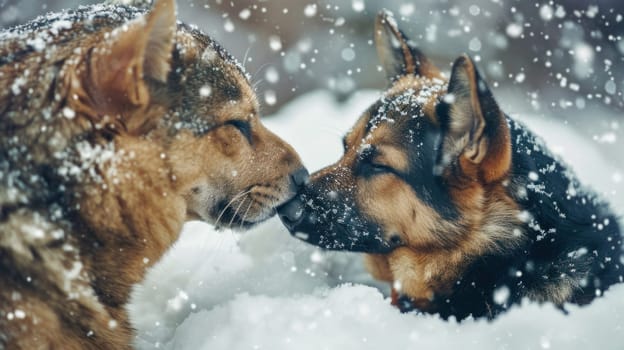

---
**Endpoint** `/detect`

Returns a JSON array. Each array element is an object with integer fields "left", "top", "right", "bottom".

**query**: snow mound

[
  {"left": 130, "top": 90, "right": 624, "bottom": 349},
  {"left": 154, "top": 279, "right": 624, "bottom": 350},
  {"left": 129, "top": 220, "right": 374, "bottom": 348}
]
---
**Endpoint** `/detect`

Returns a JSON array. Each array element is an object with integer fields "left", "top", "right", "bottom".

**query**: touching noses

[
  {"left": 279, "top": 168, "right": 309, "bottom": 231},
  {"left": 289, "top": 167, "right": 309, "bottom": 192}
]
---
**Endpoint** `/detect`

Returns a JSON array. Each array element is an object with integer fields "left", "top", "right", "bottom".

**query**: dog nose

[
  {"left": 278, "top": 195, "right": 306, "bottom": 231},
  {"left": 290, "top": 167, "right": 309, "bottom": 188}
]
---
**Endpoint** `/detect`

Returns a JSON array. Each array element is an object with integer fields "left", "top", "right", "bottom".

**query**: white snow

[
  {"left": 303, "top": 4, "right": 318, "bottom": 18},
  {"left": 199, "top": 85, "right": 212, "bottom": 98},
  {"left": 130, "top": 90, "right": 624, "bottom": 350},
  {"left": 506, "top": 23, "right": 523, "bottom": 38}
]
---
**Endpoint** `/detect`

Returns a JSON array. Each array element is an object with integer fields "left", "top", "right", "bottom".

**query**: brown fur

[
  {"left": 278, "top": 10, "right": 621, "bottom": 319},
  {"left": 332, "top": 15, "right": 526, "bottom": 310},
  {"left": 0, "top": 0, "right": 303, "bottom": 348},
  {"left": 336, "top": 76, "right": 522, "bottom": 309}
]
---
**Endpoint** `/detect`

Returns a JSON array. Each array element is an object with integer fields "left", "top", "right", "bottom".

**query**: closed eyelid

[
  {"left": 224, "top": 119, "right": 252, "bottom": 144},
  {"left": 370, "top": 145, "right": 409, "bottom": 173}
]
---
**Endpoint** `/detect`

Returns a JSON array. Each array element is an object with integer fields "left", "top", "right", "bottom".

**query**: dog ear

[
  {"left": 83, "top": 0, "right": 176, "bottom": 133},
  {"left": 436, "top": 54, "right": 511, "bottom": 183},
  {"left": 374, "top": 9, "right": 440, "bottom": 82}
]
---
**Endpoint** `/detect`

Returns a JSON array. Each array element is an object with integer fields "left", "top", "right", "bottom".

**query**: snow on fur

[{"left": 130, "top": 90, "right": 624, "bottom": 349}]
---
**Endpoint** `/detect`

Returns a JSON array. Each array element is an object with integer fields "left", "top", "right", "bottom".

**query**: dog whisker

[
  {"left": 239, "top": 199, "right": 254, "bottom": 231},
  {"left": 242, "top": 45, "right": 252, "bottom": 73},
  {"left": 228, "top": 195, "right": 250, "bottom": 229},
  {"left": 214, "top": 189, "right": 251, "bottom": 229}
]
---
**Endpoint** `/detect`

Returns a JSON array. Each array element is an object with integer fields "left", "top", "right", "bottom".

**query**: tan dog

[{"left": 0, "top": 0, "right": 306, "bottom": 348}]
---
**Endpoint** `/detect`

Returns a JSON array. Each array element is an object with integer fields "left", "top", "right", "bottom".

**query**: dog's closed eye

[{"left": 224, "top": 119, "right": 253, "bottom": 144}]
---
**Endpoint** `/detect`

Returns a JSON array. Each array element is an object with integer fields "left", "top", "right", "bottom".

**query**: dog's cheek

[
  {"left": 357, "top": 176, "right": 441, "bottom": 248},
  {"left": 356, "top": 176, "right": 409, "bottom": 243},
  {"left": 186, "top": 183, "right": 219, "bottom": 219},
  {"left": 168, "top": 132, "right": 242, "bottom": 213}
]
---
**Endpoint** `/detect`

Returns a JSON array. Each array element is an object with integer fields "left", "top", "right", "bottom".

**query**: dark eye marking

[
  {"left": 342, "top": 136, "right": 348, "bottom": 152},
  {"left": 224, "top": 119, "right": 252, "bottom": 144},
  {"left": 357, "top": 145, "right": 398, "bottom": 177}
]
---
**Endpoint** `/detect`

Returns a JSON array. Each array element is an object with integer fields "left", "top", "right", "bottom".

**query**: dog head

[
  {"left": 278, "top": 10, "right": 516, "bottom": 253},
  {"left": 67, "top": 0, "right": 307, "bottom": 228}
]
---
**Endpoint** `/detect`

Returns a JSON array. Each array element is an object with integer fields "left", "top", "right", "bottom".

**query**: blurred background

[{"left": 1, "top": 0, "right": 623, "bottom": 195}]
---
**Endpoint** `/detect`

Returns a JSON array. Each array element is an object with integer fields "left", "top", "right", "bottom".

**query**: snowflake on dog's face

[{"left": 358, "top": 77, "right": 447, "bottom": 153}]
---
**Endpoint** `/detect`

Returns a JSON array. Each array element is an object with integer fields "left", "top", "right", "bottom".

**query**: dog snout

[
  {"left": 277, "top": 195, "right": 306, "bottom": 232},
  {"left": 289, "top": 167, "right": 309, "bottom": 190}
]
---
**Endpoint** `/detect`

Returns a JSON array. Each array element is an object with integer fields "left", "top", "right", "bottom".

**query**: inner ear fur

[
  {"left": 80, "top": 0, "right": 176, "bottom": 135},
  {"left": 374, "top": 9, "right": 440, "bottom": 82},
  {"left": 438, "top": 54, "right": 511, "bottom": 183}
]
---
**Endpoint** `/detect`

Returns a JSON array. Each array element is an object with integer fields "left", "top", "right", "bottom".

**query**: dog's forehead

[
  {"left": 185, "top": 37, "right": 252, "bottom": 96},
  {"left": 377, "top": 76, "right": 446, "bottom": 124},
  {"left": 354, "top": 76, "right": 447, "bottom": 148},
  {"left": 176, "top": 27, "right": 249, "bottom": 81},
  {"left": 171, "top": 29, "right": 258, "bottom": 132}
]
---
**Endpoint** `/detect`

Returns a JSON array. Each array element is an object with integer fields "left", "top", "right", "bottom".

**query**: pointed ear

[
  {"left": 374, "top": 9, "right": 440, "bottom": 82},
  {"left": 84, "top": 0, "right": 176, "bottom": 132},
  {"left": 142, "top": 0, "right": 177, "bottom": 82},
  {"left": 436, "top": 54, "right": 511, "bottom": 183}
]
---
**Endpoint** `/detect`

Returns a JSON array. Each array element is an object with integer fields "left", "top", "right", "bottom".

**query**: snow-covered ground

[{"left": 129, "top": 90, "right": 624, "bottom": 350}]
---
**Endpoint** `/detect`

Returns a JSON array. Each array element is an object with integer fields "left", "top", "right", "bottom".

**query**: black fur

[
  {"left": 277, "top": 10, "right": 624, "bottom": 320},
  {"left": 398, "top": 117, "right": 623, "bottom": 319},
  {"left": 279, "top": 107, "right": 623, "bottom": 319}
]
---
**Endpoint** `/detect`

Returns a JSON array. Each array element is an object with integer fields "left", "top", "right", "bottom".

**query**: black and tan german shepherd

[{"left": 278, "top": 10, "right": 623, "bottom": 320}]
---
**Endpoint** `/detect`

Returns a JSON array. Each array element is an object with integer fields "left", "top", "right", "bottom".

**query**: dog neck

[{"left": 69, "top": 134, "right": 187, "bottom": 310}]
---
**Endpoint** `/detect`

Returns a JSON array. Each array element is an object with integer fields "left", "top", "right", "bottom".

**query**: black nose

[
  {"left": 278, "top": 195, "right": 306, "bottom": 231},
  {"left": 290, "top": 167, "right": 309, "bottom": 188}
]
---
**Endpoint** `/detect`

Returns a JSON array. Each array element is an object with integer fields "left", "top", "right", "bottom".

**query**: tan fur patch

[
  {"left": 363, "top": 254, "right": 394, "bottom": 282},
  {"left": 359, "top": 178, "right": 524, "bottom": 308},
  {"left": 332, "top": 68, "right": 523, "bottom": 309},
  {"left": 358, "top": 175, "right": 447, "bottom": 249},
  {"left": 373, "top": 144, "right": 409, "bottom": 173}
]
